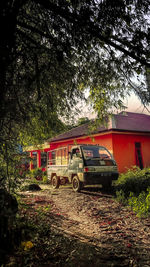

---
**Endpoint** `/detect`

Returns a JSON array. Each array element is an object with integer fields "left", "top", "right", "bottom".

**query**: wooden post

[{"left": 30, "top": 152, "right": 34, "bottom": 170}]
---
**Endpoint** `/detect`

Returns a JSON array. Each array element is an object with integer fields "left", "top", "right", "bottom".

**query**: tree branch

[{"left": 35, "top": 0, "right": 150, "bottom": 67}]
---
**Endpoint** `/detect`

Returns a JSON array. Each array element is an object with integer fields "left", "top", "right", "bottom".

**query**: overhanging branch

[{"left": 35, "top": 0, "right": 150, "bottom": 68}]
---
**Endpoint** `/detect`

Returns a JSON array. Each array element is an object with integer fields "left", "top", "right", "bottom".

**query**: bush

[
  {"left": 30, "top": 168, "right": 43, "bottom": 180},
  {"left": 128, "top": 188, "right": 150, "bottom": 217},
  {"left": 115, "top": 190, "right": 128, "bottom": 205},
  {"left": 115, "top": 167, "right": 150, "bottom": 217},
  {"left": 0, "top": 150, "right": 31, "bottom": 193},
  {"left": 29, "top": 168, "right": 48, "bottom": 183},
  {"left": 42, "top": 175, "right": 48, "bottom": 183},
  {"left": 115, "top": 166, "right": 150, "bottom": 197}
]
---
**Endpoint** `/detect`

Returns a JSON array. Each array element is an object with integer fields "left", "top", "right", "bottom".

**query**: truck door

[{"left": 68, "top": 147, "right": 83, "bottom": 174}]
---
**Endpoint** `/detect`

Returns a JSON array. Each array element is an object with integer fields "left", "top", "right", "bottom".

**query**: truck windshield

[{"left": 81, "top": 146, "right": 112, "bottom": 166}]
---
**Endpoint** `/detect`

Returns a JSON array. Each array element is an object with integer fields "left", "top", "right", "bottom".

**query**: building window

[
  {"left": 135, "top": 142, "right": 143, "bottom": 169},
  {"left": 32, "top": 152, "right": 37, "bottom": 169},
  {"left": 41, "top": 152, "right": 47, "bottom": 168}
]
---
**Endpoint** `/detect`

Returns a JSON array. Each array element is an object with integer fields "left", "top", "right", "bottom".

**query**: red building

[{"left": 25, "top": 112, "right": 150, "bottom": 173}]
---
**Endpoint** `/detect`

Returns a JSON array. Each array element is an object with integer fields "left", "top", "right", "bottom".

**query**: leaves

[
  {"left": 1, "top": 0, "right": 150, "bottom": 136},
  {"left": 21, "top": 241, "right": 34, "bottom": 251}
]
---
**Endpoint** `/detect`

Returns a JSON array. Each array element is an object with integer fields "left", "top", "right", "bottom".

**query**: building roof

[{"left": 48, "top": 112, "right": 150, "bottom": 143}]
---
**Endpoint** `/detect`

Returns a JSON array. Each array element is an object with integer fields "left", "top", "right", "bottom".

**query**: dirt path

[{"left": 18, "top": 185, "right": 150, "bottom": 266}]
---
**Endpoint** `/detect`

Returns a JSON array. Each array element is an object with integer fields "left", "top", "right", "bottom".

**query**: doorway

[{"left": 135, "top": 142, "right": 143, "bottom": 169}]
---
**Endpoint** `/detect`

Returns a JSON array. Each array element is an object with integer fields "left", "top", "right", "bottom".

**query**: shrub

[
  {"left": 115, "top": 189, "right": 128, "bottom": 205},
  {"left": 128, "top": 188, "right": 150, "bottom": 217},
  {"left": 115, "top": 167, "right": 150, "bottom": 217},
  {"left": 30, "top": 168, "right": 43, "bottom": 180},
  {"left": 115, "top": 166, "right": 150, "bottom": 197},
  {"left": 42, "top": 175, "right": 48, "bottom": 184},
  {"left": 29, "top": 168, "right": 48, "bottom": 183}
]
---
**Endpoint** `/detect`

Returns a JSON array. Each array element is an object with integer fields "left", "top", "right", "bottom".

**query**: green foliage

[
  {"left": 115, "top": 190, "right": 128, "bottom": 205},
  {"left": 19, "top": 112, "right": 68, "bottom": 146},
  {"left": 29, "top": 168, "right": 48, "bottom": 183},
  {"left": 128, "top": 189, "right": 150, "bottom": 217},
  {"left": 30, "top": 168, "right": 43, "bottom": 179},
  {"left": 76, "top": 117, "right": 90, "bottom": 126},
  {"left": 1, "top": 0, "right": 150, "bottom": 146},
  {"left": 115, "top": 166, "right": 150, "bottom": 197},
  {"left": 42, "top": 175, "right": 48, "bottom": 184},
  {"left": 0, "top": 142, "right": 29, "bottom": 193},
  {"left": 115, "top": 167, "right": 150, "bottom": 217}
]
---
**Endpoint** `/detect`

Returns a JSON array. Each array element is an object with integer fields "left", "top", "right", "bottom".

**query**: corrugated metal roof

[{"left": 49, "top": 112, "right": 150, "bottom": 143}]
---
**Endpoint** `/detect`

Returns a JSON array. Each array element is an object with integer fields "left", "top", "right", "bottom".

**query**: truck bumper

[{"left": 83, "top": 172, "right": 119, "bottom": 185}]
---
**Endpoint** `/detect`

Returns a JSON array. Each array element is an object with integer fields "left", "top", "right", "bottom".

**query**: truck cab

[{"left": 47, "top": 144, "right": 119, "bottom": 192}]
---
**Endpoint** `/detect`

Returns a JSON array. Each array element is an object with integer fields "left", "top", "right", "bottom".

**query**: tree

[
  {"left": 0, "top": 1, "right": 150, "bottom": 129},
  {"left": 0, "top": 1, "right": 150, "bottom": 184},
  {"left": 76, "top": 117, "right": 90, "bottom": 126},
  {"left": 19, "top": 111, "right": 67, "bottom": 146}
]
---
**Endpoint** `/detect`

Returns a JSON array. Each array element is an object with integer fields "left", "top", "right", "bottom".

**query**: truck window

[
  {"left": 71, "top": 148, "right": 81, "bottom": 159},
  {"left": 81, "top": 146, "right": 112, "bottom": 166},
  {"left": 99, "top": 148, "right": 110, "bottom": 159},
  {"left": 51, "top": 151, "right": 56, "bottom": 165},
  {"left": 82, "top": 146, "right": 111, "bottom": 159}
]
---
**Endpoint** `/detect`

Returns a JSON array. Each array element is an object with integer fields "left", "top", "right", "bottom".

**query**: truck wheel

[
  {"left": 72, "top": 176, "right": 82, "bottom": 192},
  {"left": 51, "top": 175, "right": 60, "bottom": 189}
]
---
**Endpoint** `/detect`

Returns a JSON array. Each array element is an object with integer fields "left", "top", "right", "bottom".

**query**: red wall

[
  {"left": 112, "top": 133, "right": 150, "bottom": 173},
  {"left": 50, "top": 133, "right": 113, "bottom": 154}
]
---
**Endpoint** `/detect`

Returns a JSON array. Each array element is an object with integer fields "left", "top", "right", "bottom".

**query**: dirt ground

[{"left": 7, "top": 184, "right": 150, "bottom": 267}]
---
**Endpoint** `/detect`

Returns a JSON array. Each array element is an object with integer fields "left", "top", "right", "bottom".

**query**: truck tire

[
  {"left": 51, "top": 175, "right": 60, "bottom": 189},
  {"left": 72, "top": 176, "right": 82, "bottom": 192}
]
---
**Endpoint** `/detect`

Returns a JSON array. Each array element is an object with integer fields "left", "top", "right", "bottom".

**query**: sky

[
  {"left": 124, "top": 92, "right": 150, "bottom": 115},
  {"left": 80, "top": 91, "right": 150, "bottom": 120}
]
